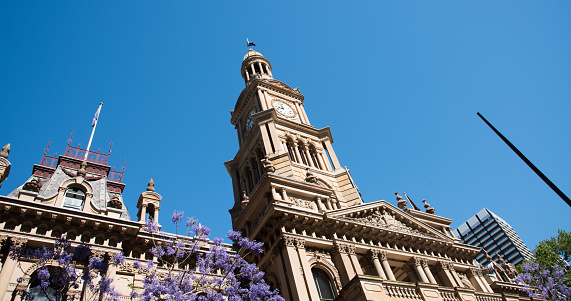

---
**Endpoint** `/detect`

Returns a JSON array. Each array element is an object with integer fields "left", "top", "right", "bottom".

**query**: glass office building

[{"left": 454, "top": 208, "right": 534, "bottom": 266}]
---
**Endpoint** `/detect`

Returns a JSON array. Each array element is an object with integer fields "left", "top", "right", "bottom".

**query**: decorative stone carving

[
  {"left": 423, "top": 199, "right": 435, "bottom": 214},
  {"left": 333, "top": 242, "right": 348, "bottom": 254},
  {"left": 147, "top": 178, "right": 155, "bottom": 192},
  {"left": 108, "top": 196, "right": 122, "bottom": 209},
  {"left": 342, "top": 208, "right": 436, "bottom": 239},
  {"left": 22, "top": 177, "right": 41, "bottom": 192},
  {"left": 283, "top": 236, "right": 296, "bottom": 248},
  {"left": 288, "top": 197, "right": 314, "bottom": 209},
  {"left": 241, "top": 191, "right": 249, "bottom": 209},
  {"left": 0, "top": 143, "right": 10, "bottom": 158},
  {"left": 305, "top": 168, "right": 318, "bottom": 184},
  {"left": 346, "top": 244, "right": 356, "bottom": 255},
  {"left": 261, "top": 156, "right": 275, "bottom": 173},
  {"left": 396, "top": 192, "right": 407, "bottom": 209},
  {"left": 295, "top": 238, "right": 305, "bottom": 249}
]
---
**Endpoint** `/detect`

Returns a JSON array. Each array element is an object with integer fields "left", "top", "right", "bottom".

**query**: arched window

[
  {"left": 312, "top": 268, "right": 335, "bottom": 301},
  {"left": 27, "top": 269, "right": 62, "bottom": 301},
  {"left": 63, "top": 187, "right": 85, "bottom": 210}
]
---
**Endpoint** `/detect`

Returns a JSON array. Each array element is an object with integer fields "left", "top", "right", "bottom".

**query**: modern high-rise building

[{"left": 454, "top": 208, "right": 534, "bottom": 266}]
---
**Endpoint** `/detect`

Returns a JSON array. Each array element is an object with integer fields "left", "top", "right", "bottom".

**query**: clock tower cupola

[{"left": 242, "top": 49, "right": 274, "bottom": 85}]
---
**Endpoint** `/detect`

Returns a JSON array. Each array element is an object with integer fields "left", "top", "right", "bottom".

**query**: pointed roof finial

[
  {"left": 67, "top": 132, "right": 74, "bottom": 146},
  {"left": 423, "top": 199, "right": 435, "bottom": 214},
  {"left": 147, "top": 178, "right": 155, "bottom": 192},
  {"left": 0, "top": 143, "right": 10, "bottom": 159},
  {"left": 396, "top": 192, "right": 407, "bottom": 209},
  {"left": 77, "top": 160, "right": 87, "bottom": 178},
  {"left": 43, "top": 141, "right": 51, "bottom": 156}
]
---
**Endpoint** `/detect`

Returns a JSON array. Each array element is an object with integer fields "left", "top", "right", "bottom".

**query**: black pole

[{"left": 477, "top": 112, "right": 571, "bottom": 208}]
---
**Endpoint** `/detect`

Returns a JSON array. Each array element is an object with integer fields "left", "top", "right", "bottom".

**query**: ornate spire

[
  {"left": 0, "top": 143, "right": 10, "bottom": 159},
  {"left": 147, "top": 178, "right": 155, "bottom": 192},
  {"left": 423, "top": 199, "right": 435, "bottom": 214}
]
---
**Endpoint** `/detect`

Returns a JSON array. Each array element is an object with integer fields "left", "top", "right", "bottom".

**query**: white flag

[{"left": 92, "top": 104, "right": 101, "bottom": 127}]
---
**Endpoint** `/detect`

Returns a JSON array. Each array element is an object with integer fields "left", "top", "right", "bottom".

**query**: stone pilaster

[
  {"left": 332, "top": 242, "right": 355, "bottom": 285},
  {"left": 0, "top": 237, "right": 28, "bottom": 298},
  {"left": 281, "top": 236, "right": 310, "bottom": 301},
  {"left": 294, "top": 238, "right": 320, "bottom": 301}
]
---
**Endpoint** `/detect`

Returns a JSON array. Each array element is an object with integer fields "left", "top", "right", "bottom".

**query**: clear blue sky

[{"left": 1, "top": 1, "right": 569, "bottom": 248}]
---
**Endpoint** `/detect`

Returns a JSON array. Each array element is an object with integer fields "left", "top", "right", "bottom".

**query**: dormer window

[{"left": 63, "top": 187, "right": 85, "bottom": 210}]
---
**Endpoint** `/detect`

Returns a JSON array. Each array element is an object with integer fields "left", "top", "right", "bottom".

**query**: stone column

[
  {"left": 281, "top": 236, "right": 310, "bottom": 301},
  {"left": 347, "top": 244, "right": 363, "bottom": 276},
  {"left": 422, "top": 258, "right": 438, "bottom": 284},
  {"left": 55, "top": 186, "right": 67, "bottom": 207},
  {"left": 370, "top": 250, "right": 387, "bottom": 279},
  {"left": 281, "top": 188, "right": 289, "bottom": 202},
  {"left": 271, "top": 185, "right": 282, "bottom": 202},
  {"left": 315, "top": 150, "right": 326, "bottom": 170},
  {"left": 379, "top": 250, "right": 396, "bottom": 281},
  {"left": 403, "top": 263, "right": 419, "bottom": 282},
  {"left": 259, "top": 122, "right": 274, "bottom": 155},
  {"left": 82, "top": 192, "right": 93, "bottom": 212},
  {"left": 304, "top": 146, "right": 315, "bottom": 168},
  {"left": 435, "top": 260, "right": 459, "bottom": 287},
  {"left": 467, "top": 268, "right": 487, "bottom": 292},
  {"left": 448, "top": 263, "right": 464, "bottom": 288},
  {"left": 332, "top": 242, "right": 355, "bottom": 285},
  {"left": 410, "top": 257, "right": 430, "bottom": 283},
  {"left": 266, "top": 122, "right": 285, "bottom": 154},
  {"left": 140, "top": 204, "right": 147, "bottom": 223},
  {"left": 107, "top": 252, "right": 120, "bottom": 278},
  {"left": 293, "top": 142, "right": 303, "bottom": 165},
  {"left": 0, "top": 237, "right": 28, "bottom": 298},
  {"left": 153, "top": 206, "right": 160, "bottom": 222},
  {"left": 322, "top": 139, "right": 341, "bottom": 170},
  {"left": 294, "top": 238, "right": 320, "bottom": 301},
  {"left": 315, "top": 196, "right": 326, "bottom": 211}
]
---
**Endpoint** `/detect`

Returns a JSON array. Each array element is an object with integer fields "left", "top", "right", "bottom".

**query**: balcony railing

[{"left": 383, "top": 282, "right": 421, "bottom": 300}]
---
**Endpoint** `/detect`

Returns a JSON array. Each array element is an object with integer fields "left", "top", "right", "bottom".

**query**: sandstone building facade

[
  {"left": 223, "top": 50, "right": 532, "bottom": 301},
  {"left": 0, "top": 50, "right": 533, "bottom": 301}
]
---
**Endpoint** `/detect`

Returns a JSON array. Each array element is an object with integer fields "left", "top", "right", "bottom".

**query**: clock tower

[{"left": 225, "top": 49, "right": 363, "bottom": 224}]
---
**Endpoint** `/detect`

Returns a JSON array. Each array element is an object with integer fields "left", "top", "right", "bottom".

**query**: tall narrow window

[
  {"left": 312, "top": 268, "right": 335, "bottom": 301},
  {"left": 63, "top": 187, "right": 85, "bottom": 210}
]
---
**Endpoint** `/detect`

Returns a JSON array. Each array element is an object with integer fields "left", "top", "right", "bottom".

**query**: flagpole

[
  {"left": 477, "top": 112, "right": 571, "bottom": 208},
  {"left": 84, "top": 102, "right": 103, "bottom": 161}
]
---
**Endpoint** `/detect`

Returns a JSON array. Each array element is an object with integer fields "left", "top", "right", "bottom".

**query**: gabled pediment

[{"left": 325, "top": 200, "right": 453, "bottom": 241}]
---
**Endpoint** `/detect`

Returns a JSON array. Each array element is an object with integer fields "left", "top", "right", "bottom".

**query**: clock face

[
  {"left": 273, "top": 101, "right": 295, "bottom": 117},
  {"left": 245, "top": 110, "right": 256, "bottom": 131}
]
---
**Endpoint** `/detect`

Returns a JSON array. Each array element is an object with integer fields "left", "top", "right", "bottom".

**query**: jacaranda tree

[
  {"left": 131, "top": 211, "right": 284, "bottom": 301},
  {"left": 11, "top": 237, "right": 124, "bottom": 301},
  {"left": 515, "top": 230, "right": 571, "bottom": 301}
]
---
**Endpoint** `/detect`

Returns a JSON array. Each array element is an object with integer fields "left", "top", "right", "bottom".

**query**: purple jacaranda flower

[{"left": 172, "top": 210, "right": 184, "bottom": 223}]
